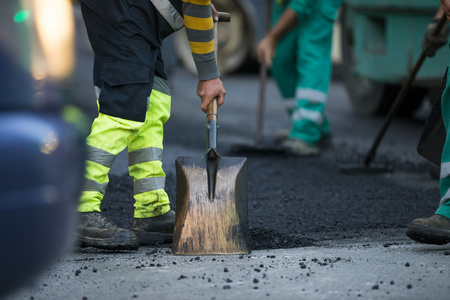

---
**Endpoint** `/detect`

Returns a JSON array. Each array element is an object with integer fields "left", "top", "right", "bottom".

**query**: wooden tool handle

[
  {"left": 218, "top": 12, "right": 231, "bottom": 23},
  {"left": 207, "top": 98, "right": 218, "bottom": 122}
]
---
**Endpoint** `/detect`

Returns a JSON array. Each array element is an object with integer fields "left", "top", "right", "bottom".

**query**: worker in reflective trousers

[
  {"left": 76, "top": 0, "right": 226, "bottom": 250},
  {"left": 407, "top": 2, "right": 450, "bottom": 245},
  {"left": 258, "top": 0, "right": 344, "bottom": 155}
]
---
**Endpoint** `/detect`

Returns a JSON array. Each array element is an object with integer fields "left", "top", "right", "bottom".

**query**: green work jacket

[{"left": 277, "top": 0, "right": 344, "bottom": 21}]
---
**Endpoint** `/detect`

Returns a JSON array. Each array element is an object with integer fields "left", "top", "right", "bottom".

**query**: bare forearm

[
  {"left": 436, "top": 5, "right": 444, "bottom": 19},
  {"left": 442, "top": 0, "right": 450, "bottom": 20},
  {"left": 266, "top": 8, "right": 298, "bottom": 43}
]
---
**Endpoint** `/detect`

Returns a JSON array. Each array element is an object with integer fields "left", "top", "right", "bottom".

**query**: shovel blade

[{"left": 172, "top": 155, "right": 250, "bottom": 255}]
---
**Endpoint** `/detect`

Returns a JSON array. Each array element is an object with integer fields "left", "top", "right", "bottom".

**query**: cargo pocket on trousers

[{"left": 99, "top": 59, "right": 152, "bottom": 122}]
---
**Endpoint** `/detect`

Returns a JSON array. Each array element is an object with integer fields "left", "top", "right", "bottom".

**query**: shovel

[{"left": 172, "top": 13, "right": 251, "bottom": 256}]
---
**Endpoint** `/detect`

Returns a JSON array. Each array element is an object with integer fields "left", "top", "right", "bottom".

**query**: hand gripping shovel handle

[{"left": 363, "top": 14, "right": 448, "bottom": 168}]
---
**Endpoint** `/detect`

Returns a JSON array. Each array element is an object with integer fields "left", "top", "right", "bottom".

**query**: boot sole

[
  {"left": 134, "top": 231, "right": 173, "bottom": 246},
  {"left": 76, "top": 234, "right": 139, "bottom": 251},
  {"left": 406, "top": 224, "right": 450, "bottom": 245}
]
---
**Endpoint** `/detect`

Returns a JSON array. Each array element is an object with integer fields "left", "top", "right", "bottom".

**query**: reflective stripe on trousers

[{"left": 78, "top": 82, "right": 171, "bottom": 218}]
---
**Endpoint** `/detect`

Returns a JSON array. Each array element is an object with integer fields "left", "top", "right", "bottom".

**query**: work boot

[
  {"left": 132, "top": 210, "right": 175, "bottom": 245},
  {"left": 76, "top": 212, "right": 139, "bottom": 250},
  {"left": 283, "top": 138, "right": 320, "bottom": 156},
  {"left": 406, "top": 214, "right": 450, "bottom": 245}
]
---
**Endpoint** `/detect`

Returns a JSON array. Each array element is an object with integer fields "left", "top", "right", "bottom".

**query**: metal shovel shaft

[{"left": 206, "top": 98, "right": 219, "bottom": 200}]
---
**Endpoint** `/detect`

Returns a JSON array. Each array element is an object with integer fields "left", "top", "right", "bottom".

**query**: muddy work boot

[
  {"left": 76, "top": 212, "right": 139, "bottom": 250},
  {"left": 132, "top": 210, "right": 175, "bottom": 245},
  {"left": 406, "top": 214, "right": 450, "bottom": 245}
]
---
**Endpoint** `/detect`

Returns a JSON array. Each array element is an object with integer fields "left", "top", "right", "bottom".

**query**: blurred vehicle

[
  {"left": 0, "top": 1, "right": 85, "bottom": 297},
  {"left": 340, "top": 0, "right": 448, "bottom": 116}
]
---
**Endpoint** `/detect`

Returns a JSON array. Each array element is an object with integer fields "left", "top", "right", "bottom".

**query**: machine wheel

[
  {"left": 173, "top": 0, "right": 256, "bottom": 75},
  {"left": 340, "top": 5, "right": 426, "bottom": 117}
]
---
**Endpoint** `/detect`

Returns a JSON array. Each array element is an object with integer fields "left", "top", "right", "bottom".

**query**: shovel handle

[
  {"left": 207, "top": 98, "right": 218, "bottom": 122},
  {"left": 217, "top": 12, "right": 231, "bottom": 23},
  {"left": 206, "top": 12, "right": 229, "bottom": 122}
]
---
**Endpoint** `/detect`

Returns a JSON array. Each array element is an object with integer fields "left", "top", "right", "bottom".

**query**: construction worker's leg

[
  {"left": 269, "top": 2, "right": 300, "bottom": 144},
  {"left": 406, "top": 67, "right": 450, "bottom": 245},
  {"left": 290, "top": 14, "right": 334, "bottom": 145},
  {"left": 77, "top": 2, "right": 158, "bottom": 250},
  {"left": 270, "top": 1, "right": 297, "bottom": 100},
  {"left": 78, "top": 3, "right": 156, "bottom": 213},
  {"left": 128, "top": 77, "right": 171, "bottom": 219},
  {"left": 78, "top": 113, "right": 140, "bottom": 213},
  {"left": 437, "top": 70, "right": 450, "bottom": 219}
]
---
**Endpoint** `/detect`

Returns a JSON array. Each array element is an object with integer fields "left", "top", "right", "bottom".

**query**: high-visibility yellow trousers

[{"left": 78, "top": 84, "right": 171, "bottom": 218}]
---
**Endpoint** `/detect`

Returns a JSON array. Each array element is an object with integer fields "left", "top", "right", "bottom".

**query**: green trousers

[
  {"left": 78, "top": 85, "right": 171, "bottom": 219},
  {"left": 271, "top": 2, "right": 337, "bottom": 145},
  {"left": 437, "top": 64, "right": 450, "bottom": 218}
]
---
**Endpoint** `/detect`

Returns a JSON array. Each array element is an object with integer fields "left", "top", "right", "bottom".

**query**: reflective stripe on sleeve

[{"left": 150, "top": 0, "right": 184, "bottom": 31}]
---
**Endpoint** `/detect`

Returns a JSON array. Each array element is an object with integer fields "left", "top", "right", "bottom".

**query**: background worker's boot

[
  {"left": 76, "top": 212, "right": 139, "bottom": 250},
  {"left": 282, "top": 138, "right": 320, "bottom": 156},
  {"left": 132, "top": 210, "right": 175, "bottom": 245},
  {"left": 406, "top": 214, "right": 450, "bottom": 245}
]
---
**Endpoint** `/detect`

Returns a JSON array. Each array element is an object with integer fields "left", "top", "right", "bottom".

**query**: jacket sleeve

[
  {"left": 288, "top": 0, "right": 315, "bottom": 19},
  {"left": 182, "top": 0, "right": 219, "bottom": 80},
  {"left": 288, "top": 0, "right": 344, "bottom": 21}
]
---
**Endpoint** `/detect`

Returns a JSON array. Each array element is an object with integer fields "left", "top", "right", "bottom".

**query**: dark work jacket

[{"left": 79, "top": 0, "right": 183, "bottom": 47}]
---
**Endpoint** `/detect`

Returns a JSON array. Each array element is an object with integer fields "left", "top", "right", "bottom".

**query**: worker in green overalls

[
  {"left": 407, "top": 2, "right": 450, "bottom": 245},
  {"left": 258, "top": 0, "right": 344, "bottom": 155}
]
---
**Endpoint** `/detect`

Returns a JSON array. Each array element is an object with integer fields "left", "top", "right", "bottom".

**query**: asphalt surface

[{"left": 5, "top": 5, "right": 450, "bottom": 300}]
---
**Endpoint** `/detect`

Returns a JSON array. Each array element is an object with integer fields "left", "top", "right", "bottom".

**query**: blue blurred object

[{"left": 0, "top": 1, "right": 85, "bottom": 297}]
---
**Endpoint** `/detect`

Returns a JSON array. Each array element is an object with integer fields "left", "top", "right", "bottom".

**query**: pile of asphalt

[{"left": 101, "top": 152, "right": 438, "bottom": 250}]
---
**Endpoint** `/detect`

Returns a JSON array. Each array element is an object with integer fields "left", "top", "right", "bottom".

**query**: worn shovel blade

[{"left": 172, "top": 155, "right": 250, "bottom": 255}]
